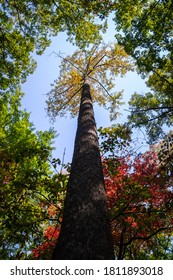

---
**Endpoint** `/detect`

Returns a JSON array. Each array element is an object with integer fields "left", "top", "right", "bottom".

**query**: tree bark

[{"left": 52, "top": 80, "right": 114, "bottom": 259}]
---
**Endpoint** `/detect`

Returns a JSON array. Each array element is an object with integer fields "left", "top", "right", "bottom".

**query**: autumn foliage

[
  {"left": 46, "top": 42, "right": 133, "bottom": 120},
  {"left": 32, "top": 225, "right": 60, "bottom": 259},
  {"left": 32, "top": 149, "right": 173, "bottom": 259},
  {"left": 104, "top": 151, "right": 173, "bottom": 259}
]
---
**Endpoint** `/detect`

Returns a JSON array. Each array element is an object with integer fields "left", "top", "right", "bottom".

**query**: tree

[
  {"left": 98, "top": 126, "right": 173, "bottom": 259},
  {"left": 46, "top": 42, "right": 133, "bottom": 120},
  {"left": 46, "top": 43, "right": 133, "bottom": 259},
  {"left": 0, "top": 88, "right": 67, "bottom": 259},
  {"left": 1, "top": 0, "right": 106, "bottom": 91},
  {"left": 127, "top": 61, "right": 173, "bottom": 143},
  {"left": 51, "top": 79, "right": 114, "bottom": 259},
  {"left": 109, "top": 0, "right": 173, "bottom": 142},
  {"left": 113, "top": 0, "right": 173, "bottom": 74},
  {"left": 31, "top": 124, "right": 132, "bottom": 260},
  {"left": 103, "top": 149, "right": 173, "bottom": 259}
]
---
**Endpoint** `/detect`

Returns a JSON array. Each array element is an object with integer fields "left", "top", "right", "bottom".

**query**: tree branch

[
  {"left": 54, "top": 85, "right": 83, "bottom": 114},
  {"left": 127, "top": 106, "right": 173, "bottom": 113},
  {"left": 60, "top": 148, "right": 66, "bottom": 173},
  {"left": 131, "top": 108, "right": 173, "bottom": 126},
  {"left": 123, "top": 226, "right": 172, "bottom": 246},
  {"left": 152, "top": 69, "right": 173, "bottom": 88},
  {"left": 51, "top": 0, "right": 75, "bottom": 23},
  {"left": 52, "top": 51, "right": 84, "bottom": 75},
  {"left": 89, "top": 76, "right": 112, "bottom": 98}
]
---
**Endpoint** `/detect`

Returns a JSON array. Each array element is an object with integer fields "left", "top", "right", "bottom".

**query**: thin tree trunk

[{"left": 52, "top": 79, "right": 114, "bottom": 259}]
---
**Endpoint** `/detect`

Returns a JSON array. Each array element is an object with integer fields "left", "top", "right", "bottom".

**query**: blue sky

[{"left": 21, "top": 20, "right": 149, "bottom": 165}]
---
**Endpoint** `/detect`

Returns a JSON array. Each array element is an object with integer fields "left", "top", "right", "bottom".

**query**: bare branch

[
  {"left": 86, "top": 54, "right": 107, "bottom": 78},
  {"left": 89, "top": 76, "right": 113, "bottom": 98},
  {"left": 84, "top": 44, "right": 100, "bottom": 76},
  {"left": 35, "top": 191, "right": 62, "bottom": 212},
  {"left": 52, "top": 51, "right": 84, "bottom": 75},
  {"left": 60, "top": 148, "right": 66, "bottom": 173}
]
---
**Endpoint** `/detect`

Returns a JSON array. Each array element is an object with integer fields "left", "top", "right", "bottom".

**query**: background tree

[
  {"left": 128, "top": 60, "right": 173, "bottom": 143},
  {"left": 110, "top": 0, "right": 173, "bottom": 142},
  {"left": 99, "top": 128, "right": 173, "bottom": 259},
  {"left": 0, "top": 88, "right": 68, "bottom": 259},
  {"left": 113, "top": 0, "right": 172, "bottom": 74},
  {"left": 1, "top": 0, "right": 106, "bottom": 91}
]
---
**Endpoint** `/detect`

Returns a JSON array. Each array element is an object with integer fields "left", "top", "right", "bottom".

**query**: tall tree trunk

[{"left": 52, "top": 79, "right": 114, "bottom": 259}]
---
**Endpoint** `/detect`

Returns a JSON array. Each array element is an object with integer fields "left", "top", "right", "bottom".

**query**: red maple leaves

[
  {"left": 103, "top": 151, "right": 173, "bottom": 259},
  {"left": 32, "top": 225, "right": 60, "bottom": 259}
]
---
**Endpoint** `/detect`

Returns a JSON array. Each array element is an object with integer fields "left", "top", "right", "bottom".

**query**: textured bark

[{"left": 52, "top": 80, "right": 114, "bottom": 259}]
